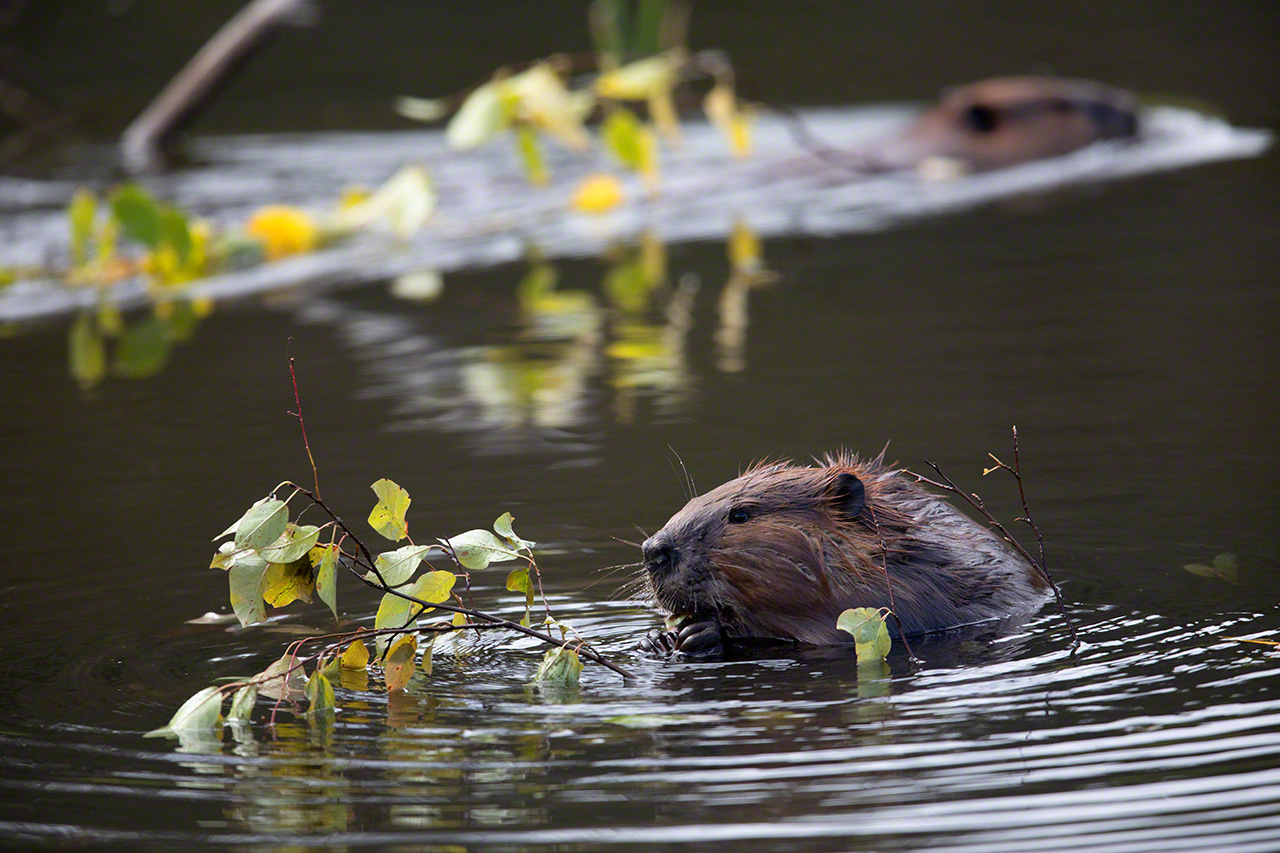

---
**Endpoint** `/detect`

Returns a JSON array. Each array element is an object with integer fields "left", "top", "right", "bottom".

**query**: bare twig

[
  {"left": 905, "top": 433, "right": 1079, "bottom": 651},
  {"left": 286, "top": 340, "right": 320, "bottom": 499},
  {"left": 867, "top": 501, "right": 918, "bottom": 662}
]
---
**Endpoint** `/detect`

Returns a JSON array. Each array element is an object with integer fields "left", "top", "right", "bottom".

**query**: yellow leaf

[
  {"left": 419, "top": 635, "right": 436, "bottom": 677},
  {"left": 446, "top": 79, "right": 512, "bottom": 150},
  {"left": 341, "top": 639, "right": 370, "bottom": 669},
  {"left": 704, "top": 83, "right": 754, "bottom": 158},
  {"left": 595, "top": 54, "right": 678, "bottom": 100},
  {"left": 647, "top": 88, "right": 681, "bottom": 143},
  {"left": 368, "top": 478, "right": 411, "bottom": 541},
  {"left": 571, "top": 173, "right": 625, "bottom": 214},
  {"left": 728, "top": 219, "right": 762, "bottom": 273},
  {"left": 263, "top": 558, "right": 314, "bottom": 608},
  {"left": 408, "top": 571, "right": 457, "bottom": 618},
  {"left": 510, "top": 64, "right": 590, "bottom": 151},
  {"left": 244, "top": 206, "right": 318, "bottom": 260},
  {"left": 384, "top": 634, "right": 417, "bottom": 692}
]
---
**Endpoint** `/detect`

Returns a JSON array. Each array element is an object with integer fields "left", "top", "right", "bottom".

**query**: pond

[{"left": 2, "top": 3, "right": 1279, "bottom": 851}]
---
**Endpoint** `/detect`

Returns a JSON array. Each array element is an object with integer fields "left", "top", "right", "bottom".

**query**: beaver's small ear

[{"left": 829, "top": 472, "right": 866, "bottom": 519}]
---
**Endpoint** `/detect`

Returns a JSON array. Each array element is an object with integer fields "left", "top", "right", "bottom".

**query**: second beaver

[
  {"left": 640, "top": 452, "right": 1049, "bottom": 656},
  {"left": 860, "top": 76, "right": 1140, "bottom": 173}
]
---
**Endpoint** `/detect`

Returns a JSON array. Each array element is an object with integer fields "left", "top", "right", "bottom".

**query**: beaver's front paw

[{"left": 639, "top": 620, "right": 723, "bottom": 658}]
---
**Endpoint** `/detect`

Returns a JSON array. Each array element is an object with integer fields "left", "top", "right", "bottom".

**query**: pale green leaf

[
  {"left": 446, "top": 80, "right": 511, "bottom": 150},
  {"left": 374, "top": 593, "right": 414, "bottom": 655},
  {"left": 419, "top": 634, "right": 436, "bottom": 677},
  {"left": 534, "top": 646, "right": 583, "bottom": 686},
  {"left": 394, "top": 95, "right": 451, "bottom": 121},
  {"left": 311, "top": 544, "right": 338, "bottom": 620},
  {"left": 216, "top": 497, "right": 272, "bottom": 541},
  {"left": 259, "top": 523, "right": 321, "bottom": 564},
  {"left": 836, "top": 607, "right": 892, "bottom": 665},
  {"left": 368, "top": 478, "right": 411, "bottom": 541},
  {"left": 144, "top": 686, "right": 223, "bottom": 737},
  {"left": 226, "top": 685, "right": 257, "bottom": 723},
  {"left": 233, "top": 498, "right": 288, "bottom": 550},
  {"left": 252, "top": 655, "right": 307, "bottom": 701},
  {"left": 493, "top": 512, "right": 535, "bottom": 551},
  {"left": 446, "top": 529, "right": 522, "bottom": 570},
  {"left": 371, "top": 544, "right": 433, "bottom": 587},
  {"left": 228, "top": 553, "right": 271, "bottom": 627}
]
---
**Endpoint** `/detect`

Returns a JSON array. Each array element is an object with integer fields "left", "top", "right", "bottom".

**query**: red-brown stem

[{"left": 286, "top": 340, "right": 320, "bottom": 500}]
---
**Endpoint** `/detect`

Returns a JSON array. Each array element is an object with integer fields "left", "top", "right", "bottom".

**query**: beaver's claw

[{"left": 640, "top": 619, "right": 723, "bottom": 658}]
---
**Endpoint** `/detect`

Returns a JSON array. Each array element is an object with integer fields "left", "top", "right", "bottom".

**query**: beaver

[
  {"left": 639, "top": 452, "right": 1049, "bottom": 657},
  {"left": 861, "top": 76, "right": 1139, "bottom": 173}
]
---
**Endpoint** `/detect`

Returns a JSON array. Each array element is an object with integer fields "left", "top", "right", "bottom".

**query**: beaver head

[
  {"left": 641, "top": 453, "right": 1046, "bottom": 644},
  {"left": 866, "top": 76, "right": 1139, "bottom": 173}
]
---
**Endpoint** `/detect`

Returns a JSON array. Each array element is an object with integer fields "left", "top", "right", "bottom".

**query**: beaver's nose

[{"left": 642, "top": 532, "right": 676, "bottom": 569}]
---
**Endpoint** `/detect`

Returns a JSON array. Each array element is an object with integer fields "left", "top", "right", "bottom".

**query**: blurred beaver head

[{"left": 863, "top": 76, "right": 1139, "bottom": 173}]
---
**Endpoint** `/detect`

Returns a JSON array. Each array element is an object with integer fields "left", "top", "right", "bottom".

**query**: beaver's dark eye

[{"left": 728, "top": 507, "right": 750, "bottom": 524}]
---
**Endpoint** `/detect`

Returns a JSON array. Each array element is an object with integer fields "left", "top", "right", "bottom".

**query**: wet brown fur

[
  {"left": 644, "top": 451, "right": 1049, "bottom": 645},
  {"left": 866, "top": 76, "right": 1139, "bottom": 172}
]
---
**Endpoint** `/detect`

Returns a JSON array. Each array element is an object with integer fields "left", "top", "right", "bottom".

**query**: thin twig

[
  {"left": 904, "top": 439, "right": 1079, "bottom": 651},
  {"left": 286, "top": 340, "right": 320, "bottom": 499},
  {"left": 867, "top": 501, "right": 918, "bottom": 662}
]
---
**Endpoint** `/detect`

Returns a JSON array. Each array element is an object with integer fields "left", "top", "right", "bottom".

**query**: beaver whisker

[{"left": 610, "top": 534, "right": 643, "bottom": 548}]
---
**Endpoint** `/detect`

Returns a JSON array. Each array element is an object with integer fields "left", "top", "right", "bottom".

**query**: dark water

[{"left": 3, "top": 3, "right": 1280, "bottom": 851}]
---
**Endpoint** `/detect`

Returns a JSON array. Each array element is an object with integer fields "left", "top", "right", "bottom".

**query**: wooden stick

[{"left": 121, "top": 0, "right": 315, "bottom": 172}]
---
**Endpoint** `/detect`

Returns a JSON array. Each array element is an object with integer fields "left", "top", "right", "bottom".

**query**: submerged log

[{"left": 121, "top": 0, "right": 315, "bottom": 173}]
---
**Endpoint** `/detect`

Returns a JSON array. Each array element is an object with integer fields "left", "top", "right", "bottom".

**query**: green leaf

[
  {"left": 69, "top": 189, "right": 97, "bottom": 267},
  {"left": 515, "top": 124, "right": 548, "bottom": 186},
  {"left": 445, "top": 529, "right": 523, "bottom": 570},
  {"left": 112, "top": 316, "right": 170, "bottom": 378},
  {"left": 407, "top": 570, "right": 457, "bottom": 617},
  {"left": 836, "top": 607, "right": 892, "bottom": 665},
  {"left": 374, "top": 593, "right": 414, "bottom": 655},
  {"left": 233, "top": 498, "right": 288, "bottom": 550},
  {"left": 368, "top": 478, "right": 411, "bottom": 541},
  {"left": 259, "top": 523, "right": 321, "bottom": 564},
  {"left": 228, "top": 553, "right": 270, "bottom": 626},
  {"left": 534, "top": 646, "right": 583, "bottom": 686},
  {"left": 305, "top": 670, "right": 335, "bottom": 715},
  {"left": 311, "top": 544, "right": 338, "bottom": 620},
  {"left": 110, "top": 184, "right": 164, "bottom": 247},
  {"left": 494, "top": 512, "right": 535, "bottom": 551},
  {"left": 252, "top": 655, "right": 306, "bottom": 701},
  {"left": 506, "top": 565, "right": 534, "bottom": 625},
  {"left": 602, "top": 108, "right": 646, "bottom": 170},
  {"left": 159, "top": 205, "right": 193, "bottom": 266},
  {"left": 68, "top": 311, "right": 105, "bottom": 388},
  {"left": 144, "top": 686, "right": 223, "bottom": 737},
  {"left": 371, "top": 544, "right": 433, "bottom": 587},
  {"left": 226, "top": 685, "right": 257, "bottom": 723}
]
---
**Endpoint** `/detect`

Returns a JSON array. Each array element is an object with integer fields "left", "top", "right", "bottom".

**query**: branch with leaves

[{"left": 147, "top": 359, "right": 633, "bottom": 740}]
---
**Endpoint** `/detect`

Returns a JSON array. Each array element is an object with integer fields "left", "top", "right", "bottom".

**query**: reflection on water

[{"left": 289, "top": 228, "right": 775, "bottom": 450}]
